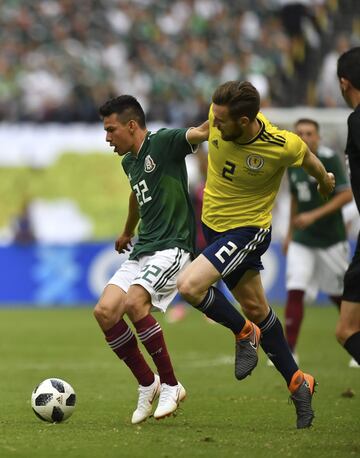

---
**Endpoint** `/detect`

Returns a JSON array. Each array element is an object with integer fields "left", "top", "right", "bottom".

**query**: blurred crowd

[{"left": 1, "top": 0, "right": 359, "bottom": 125}]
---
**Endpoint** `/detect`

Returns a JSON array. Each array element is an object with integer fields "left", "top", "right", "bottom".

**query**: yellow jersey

[{"left": 202, "top": 108, "right": 308, "bottom": 231}]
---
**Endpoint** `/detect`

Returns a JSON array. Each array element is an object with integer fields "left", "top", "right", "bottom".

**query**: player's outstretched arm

[
  {"left": 186, "top": 120, "right": 209, "bottom": 144},
  {"left": 301, "top": 147, "right": 335, "bottom": 198},
  {"left": 115, "top": 191, "right": 139, "bottom": 253}
]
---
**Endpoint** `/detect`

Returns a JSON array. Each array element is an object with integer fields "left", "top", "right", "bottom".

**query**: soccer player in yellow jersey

[{"left": 177, "top": 81, "right": 335, "bottom": 429}]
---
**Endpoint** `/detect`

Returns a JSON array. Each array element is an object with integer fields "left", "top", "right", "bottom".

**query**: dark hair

[
  {"left": 212, "top": 81, "right": 260, "bottom": 121},
  {"left": 337, "top": 47, "right": 360, "bottom": 90},
  {"left": 99, "top": 95, "right": 146, "bottom": 128},
  {"left": 294, "top": 118, "right": 320, "bottom": 132}
]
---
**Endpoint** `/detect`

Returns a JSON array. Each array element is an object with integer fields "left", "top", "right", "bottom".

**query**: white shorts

[
  {"left": 107, "top": 247, "right": 191, "bottom": 312},
  {"left": 286, "top": 241, "right": 350, "bottom": 300}
]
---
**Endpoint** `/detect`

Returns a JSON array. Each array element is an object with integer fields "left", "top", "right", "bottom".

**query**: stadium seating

[{"left": 0, "top": 1, "right": 359, "bottom": 124}]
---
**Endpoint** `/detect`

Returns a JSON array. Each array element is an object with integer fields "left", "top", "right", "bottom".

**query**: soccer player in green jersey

[
  {"left": 94, "top": 95, "right": 208, "bottom": 424},
  {"left": 283, "top": 118, "right": 352, "bottom": 363},
  {"left": 336, "top": 47, "right": 360, "bottom": 365},
  {"left": 178, "top": 81, "right": 335, "bottom": 428}
]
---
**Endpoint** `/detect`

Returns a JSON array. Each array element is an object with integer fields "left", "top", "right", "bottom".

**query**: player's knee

[
  {"left": 93, "top": 300, "right": 114, "bottom": 326},
  {"left": 241, "top": 301, "right": 268, "bottom": 324},
  {"left": 335, "top": 321, "right": 347, "bottom": 345},
  {"left": 123, "top": 296, "right": 149, "bottom": 323},
  {"left": 177, "top": 276, "right": 197, "bottom": 303}
]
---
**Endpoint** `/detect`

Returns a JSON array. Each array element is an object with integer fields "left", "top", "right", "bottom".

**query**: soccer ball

[{"left": 31, "top": 378, "right": 76, "bottom": 423}]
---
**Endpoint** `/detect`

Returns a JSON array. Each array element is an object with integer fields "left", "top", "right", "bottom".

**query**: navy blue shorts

[{"left": 201, "top": 223, "right": 271, "bottom": 290}]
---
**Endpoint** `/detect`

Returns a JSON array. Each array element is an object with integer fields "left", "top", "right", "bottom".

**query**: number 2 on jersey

[
  {"left": 222, "top": 161, "right": 236, "bottom": 181},
  {"left": 133, "top": 179, "right": 152, "bottom": 206}
]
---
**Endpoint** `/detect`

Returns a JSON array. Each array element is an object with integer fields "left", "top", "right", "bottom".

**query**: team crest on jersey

[
  {"left": 144, "top": 155, "right": 156, "bottom": 173},
  {"left": 246, "top": 154, "right": 264, "bottom": 170},
  {"left": 212, "top": 139, "right": 219, "bottom": 148}
]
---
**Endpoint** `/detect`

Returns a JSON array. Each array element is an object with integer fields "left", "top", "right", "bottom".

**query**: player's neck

[
  {"left": 236, "top": 119, "right": 261, "bottom": 144},
  {"left": 249, "top": 118, "right": 262, "bottom": 139},
  {"left": 132, "top": 129, "right": 148, "bottom": 156},
  {"left": 350, "top": 92, "right": 360, "bottom": 110}
]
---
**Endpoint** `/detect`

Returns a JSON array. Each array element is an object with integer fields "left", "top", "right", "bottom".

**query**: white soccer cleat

[
  {"left": 153, "top": 382, "right": 186, "bottom": 420},
  {"left": 131, "top": 374, "right": 160, "bottom": 424},
  {"left": 349, "top": 357, "right": 360, "bottom": 368}
]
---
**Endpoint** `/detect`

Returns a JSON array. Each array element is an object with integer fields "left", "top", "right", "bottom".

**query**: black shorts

[{"left": 343, "top": 232, "right": 360, "bottom": 302}]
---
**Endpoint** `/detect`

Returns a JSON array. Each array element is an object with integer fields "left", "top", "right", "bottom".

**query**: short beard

[{"left": 221, "top": 127, "right": 243, "bottom": 141}]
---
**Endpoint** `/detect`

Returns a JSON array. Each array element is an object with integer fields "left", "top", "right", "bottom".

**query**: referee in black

[{"left": 336, "top": 47, "right": 360, "bottom": 364}]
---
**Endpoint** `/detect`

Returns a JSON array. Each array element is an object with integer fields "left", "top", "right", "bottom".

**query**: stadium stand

[{"left": 0, "top": 0, "right": 359, "bottom": 124}]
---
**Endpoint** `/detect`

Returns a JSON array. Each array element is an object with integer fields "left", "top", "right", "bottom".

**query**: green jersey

[
  {"left": 288, "top": 145, "right": 349, "bottom": 248},
  {"left": 122, "top": 128, "right": 197, "bottom": 260}
]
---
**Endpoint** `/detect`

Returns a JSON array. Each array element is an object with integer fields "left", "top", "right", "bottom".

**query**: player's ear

[
  {"left": 238, "top": 116, "right": 250, "bottom": 127},
  {"left": 128, "top": 120, "right": 136, "bottom": 133},
  {"left": 339, "top": 77, "right": 349, "bottom": 91}
]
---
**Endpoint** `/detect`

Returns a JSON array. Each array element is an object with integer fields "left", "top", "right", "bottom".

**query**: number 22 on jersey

[{"left": 133, "top": 179, "right": 152, "bottom": 206}]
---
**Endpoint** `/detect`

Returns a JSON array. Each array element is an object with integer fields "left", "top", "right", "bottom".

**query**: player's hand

[
  {"left": 293, "top": 212, "right": 317, "bottom": 230},
  {"left": 317, "top": 172, "right": 335, "bottom": 199},
  {"left": 115, "top": 233, "right": 133, "bottom": 253}
]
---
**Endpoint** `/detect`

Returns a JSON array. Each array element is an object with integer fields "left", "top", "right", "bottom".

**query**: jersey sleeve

[
  {"left": 155, "top": 128, "right": 197, "bottom": 161},
  {"left": 284, "top": 132, "right": 308, "bottom": 167}
]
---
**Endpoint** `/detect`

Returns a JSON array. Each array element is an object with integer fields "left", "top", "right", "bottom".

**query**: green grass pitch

[{"left": 0, "top": 306, "right": 359, "bottom": 458}]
